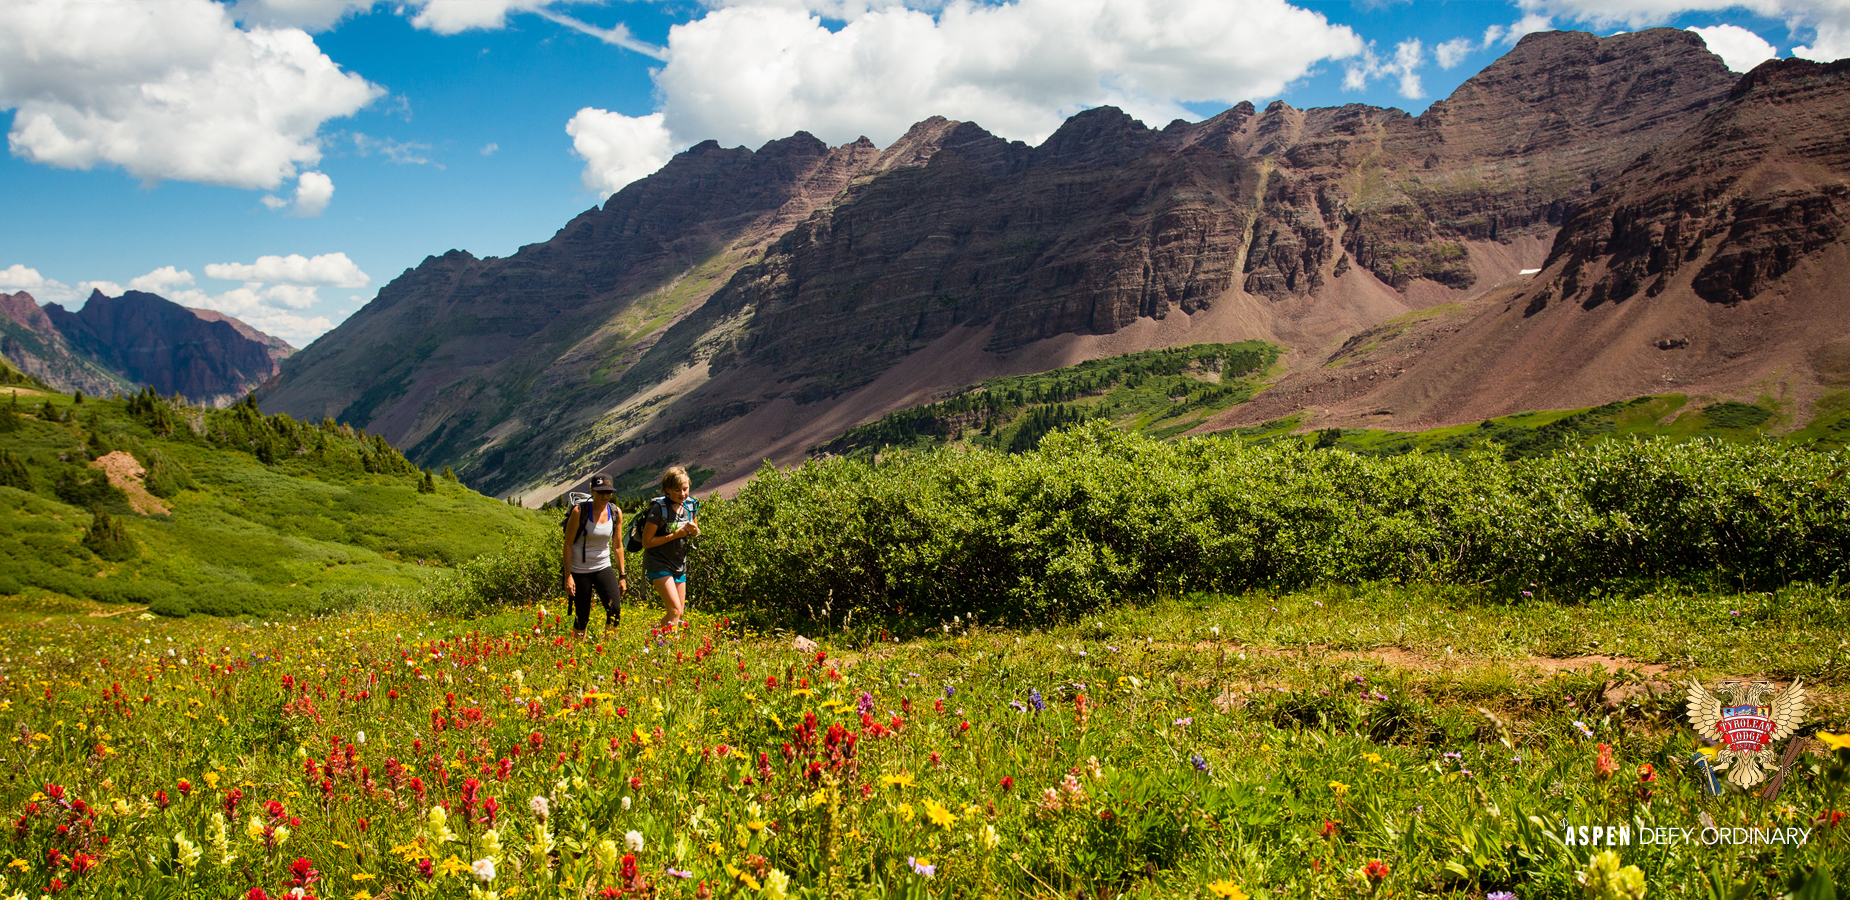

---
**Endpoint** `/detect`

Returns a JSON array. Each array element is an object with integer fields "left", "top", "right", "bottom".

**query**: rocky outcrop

[
  {"left": 1531, "top": 56, "right": 1850, "bottom": 314},
  {"left": 1209, "top": 55, "right": 1850, "bottom": 438}
]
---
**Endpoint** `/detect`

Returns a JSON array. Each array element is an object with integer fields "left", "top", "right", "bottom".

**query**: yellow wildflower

[
  {"left": 1817, "top": 731, "right": 1850, "bottom": 751},
  {"left": 1207, "top": 881, "right": 1248, "bottom": 900},
  {"left": 1328, "top": 781, "right": 1349, "bottom": 798},
  {"left": 923, "top": 799, "right": 957, "bottom": 828},
  {"left": 880, "top": 772, "right": 916, "bottom": 789}
]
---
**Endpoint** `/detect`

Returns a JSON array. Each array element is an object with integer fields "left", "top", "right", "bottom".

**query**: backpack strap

[{"left": 575, "top": 500, "right": 594, "bottom": 563}]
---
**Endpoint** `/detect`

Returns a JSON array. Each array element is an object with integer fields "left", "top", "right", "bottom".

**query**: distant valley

[{"left": 256, "top": 28, "right": 1850, "bottom": 502}]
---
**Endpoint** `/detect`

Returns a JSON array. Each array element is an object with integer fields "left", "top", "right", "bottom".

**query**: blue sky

[{"left": 0, "top": 0, "right": 1836, "bottom": 346}]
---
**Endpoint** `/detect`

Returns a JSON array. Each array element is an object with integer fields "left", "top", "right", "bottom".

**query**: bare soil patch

[{"left": 90, "top": 450, "right": 169, "bottom": 515}]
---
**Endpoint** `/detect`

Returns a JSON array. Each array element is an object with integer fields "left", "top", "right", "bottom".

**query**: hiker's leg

[
  {"left": 569, "top": 572, "right": 596, "bottom": 636},
  {"left": 587, "top": 567, "right": 621, "bottom": 631},
  {"left": 652, "top": 574, "right": 684, "bottom": 629}
]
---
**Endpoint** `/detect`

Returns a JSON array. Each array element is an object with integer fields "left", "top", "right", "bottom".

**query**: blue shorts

[{"left": 647, "top": 570, "right": 687, "bottom": 584}]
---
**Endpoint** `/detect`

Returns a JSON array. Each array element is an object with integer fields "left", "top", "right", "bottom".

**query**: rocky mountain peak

[{"left": 1032, "top": 106, "right": 1157, "bottom": 168}]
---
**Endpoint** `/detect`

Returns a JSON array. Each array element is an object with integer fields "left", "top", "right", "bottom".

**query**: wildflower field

[{"left": 2, "top": 581, "right": 1847, "bottom": 900}]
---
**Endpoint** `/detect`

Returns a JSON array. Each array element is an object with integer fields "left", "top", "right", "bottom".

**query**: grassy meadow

[
  {"left": 1, "top": 584, "right": 1846, "bottom": 899},
  {"left": 0, "top": 387, "right": 550, "bottom": 619}
]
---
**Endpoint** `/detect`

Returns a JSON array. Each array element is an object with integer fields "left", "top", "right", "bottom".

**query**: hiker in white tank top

[{"left": 561, "top": 474, "right": 627, "bottom": 637}]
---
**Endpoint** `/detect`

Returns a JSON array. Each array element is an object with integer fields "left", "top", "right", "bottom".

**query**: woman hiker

[
  {"left": 562, "top": 473, "right": 626, "bottom": 638},
  {"left": 639, "top": 466, "right": 700, "bottom": 631}
]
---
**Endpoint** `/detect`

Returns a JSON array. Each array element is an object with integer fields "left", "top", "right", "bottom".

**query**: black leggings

[{"left": 569, "top": 567, "right": 621, "bottom": 631}]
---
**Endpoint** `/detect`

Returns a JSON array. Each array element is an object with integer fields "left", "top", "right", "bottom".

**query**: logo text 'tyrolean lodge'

[{"left": 1685, "top": 678, "right": 1807, "bottom": 792}]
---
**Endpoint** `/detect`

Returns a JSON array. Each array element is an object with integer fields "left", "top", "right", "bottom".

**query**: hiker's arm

[
  {"left": 614, "top": 511, "right": 627, "bottom": 577},
  {"left": 640, "top": 517, "right": 691, "bottom": 549}
]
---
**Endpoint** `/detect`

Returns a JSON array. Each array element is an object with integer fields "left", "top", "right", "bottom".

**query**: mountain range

[
  {"left": 259, "top": 28, "right": 1850, "bottom": 500},
  {"left": 0, "top": 289, "right": 293, "bottom": 405}
]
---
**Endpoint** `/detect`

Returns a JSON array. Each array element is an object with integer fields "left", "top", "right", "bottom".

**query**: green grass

[
  {"left": 0, "top": 390, "right": 550, "bottom": 619},
  {"left": 1280, "top": 394, "right": 1848, "bottom": 460}
]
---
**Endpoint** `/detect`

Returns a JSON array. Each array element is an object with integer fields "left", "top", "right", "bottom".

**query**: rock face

[
  {"left": 1, "top": 289, "right": 290, "bottom": 402},
  {"left": 1535, "top": 56, "right": 1850, "bottom": 312},
  {"left": 262, "top": 28, "right": 1753, "bottom": 498},
  {"left": 1205, "top": 55, "right": 1850, "bottom": 434}
]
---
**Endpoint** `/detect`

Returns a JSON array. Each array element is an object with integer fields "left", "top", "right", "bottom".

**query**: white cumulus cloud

[
  {"left": 205, "top": 253, "right": 370, "bottom": 288},
  {"left": 654, "top": 0, "right": 1365, "bottom": 151},
  {"left": 568, "top": 110, "right": 675, "bottom": 196},
  {"left": 561, "top": 0, "right": 1365, "bottom": 195},
  {"left": 409, "top": 0, "right": 562, "bottom": 35},
  {"left": 0, "top": 265, "right": 124, "bottom": 305},
  {"left": 1688, "top": 24, "right": 1780, "bottom": 71},
  {"left": 0, "top": 0, "right": 383, "bottom": 190},
  {"left": 0, "top": 264, "right": 49, "bottom": 291},
  {"left": 1344, "top": 38, "right": 1426, "bottom": 98},
  {"left": 126, "top": 266, "right": 197, "bottom": 294},
  {"left": 294, "top": 172, "right": 336, "bottom": 216},
  {"left": 1435, "top": 36, "right": 1476, "bottom": 69}
]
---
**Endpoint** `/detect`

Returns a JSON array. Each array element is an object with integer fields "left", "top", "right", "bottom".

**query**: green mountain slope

[
  {"left": 1238, "top": 392, "right": 1850, "bottom": 457},
  {"left": 817, "top": 341, "right": 1284, "bottom": 458},
  {"left": 0, "top": 386, "right": 549, "bottom": 617}
]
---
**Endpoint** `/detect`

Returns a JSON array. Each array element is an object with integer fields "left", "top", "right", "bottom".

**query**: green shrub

[
  {"left": 430, "top": 537, "right": 558, "bottom": 617},
  {"left": 0, "top": 449, "right": 29, "bottom": 492},
  {"left": 83, "top": 507, "right": 137, "bottom": 561},
  {"left": 696, "top": 422, "right": 1850, "bottom": 628},
  {"left": 54, "top": 466, "right": 127, "bottom": 511},
  {"left": 141, "top": 448, "right": 195, "bottom": 498},
  {"left": 1703, "top": 401, "right": 1774, "bottom": 429}
]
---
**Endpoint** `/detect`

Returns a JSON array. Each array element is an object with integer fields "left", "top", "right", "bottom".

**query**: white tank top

[{"left": 570, "top": 505, "right": 617, "bottom": 574}]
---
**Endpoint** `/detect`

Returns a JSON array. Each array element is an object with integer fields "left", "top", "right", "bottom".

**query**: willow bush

[{"left": 694, "top": 422, "right": 1850, "bottom": 627}]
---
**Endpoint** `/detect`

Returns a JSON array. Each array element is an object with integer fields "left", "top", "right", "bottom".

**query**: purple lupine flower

[
  {"left": 1191, "top": 754, "right": 1210, "bottom": 773},
  {"left": 1029, "top": 688, "right": 1045, "bottom": 713}
]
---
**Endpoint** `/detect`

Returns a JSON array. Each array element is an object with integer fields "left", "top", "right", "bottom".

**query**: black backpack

[{"left": 625, "top": 496, "right": 665, "bottom": 553}]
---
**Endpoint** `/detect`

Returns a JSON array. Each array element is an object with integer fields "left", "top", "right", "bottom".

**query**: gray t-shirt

[{"left": 641, "top": 497, "right": 696, "bottom": 575}]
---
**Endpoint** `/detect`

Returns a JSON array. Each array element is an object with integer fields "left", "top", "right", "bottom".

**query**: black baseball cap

[{"left": 588, "top": 474, "right": 612, "bottom": 492}]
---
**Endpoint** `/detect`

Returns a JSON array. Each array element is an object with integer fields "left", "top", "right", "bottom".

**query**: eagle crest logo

[{"left": 1685, "top": 679, "right": 1807, "bottom": 790}]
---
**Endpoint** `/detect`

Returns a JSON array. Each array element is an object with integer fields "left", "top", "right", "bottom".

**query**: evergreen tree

[
  {"left": 0, "top": 449, "right": 30, "bottom": 492},
  {"left": 83, "top": 507, "right": 137, "bottom": 561},
  {"left": 418, "top": 470, "right": 437, "bottom": 494}
]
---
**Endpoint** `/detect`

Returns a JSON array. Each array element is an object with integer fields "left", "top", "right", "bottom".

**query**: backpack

[{"left": 625, "top": 496, "right": 665, "bottom": 553}]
